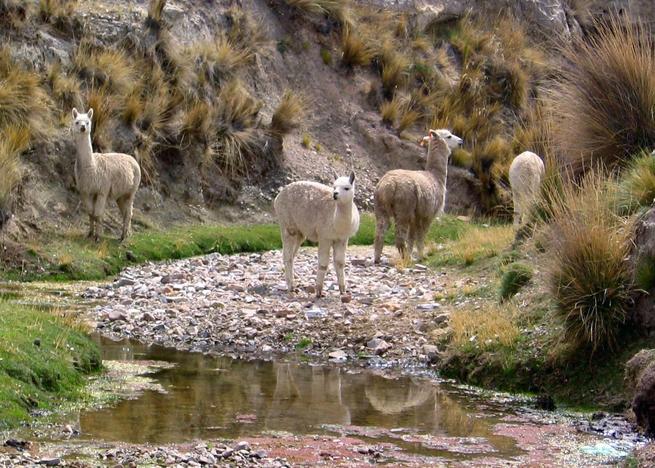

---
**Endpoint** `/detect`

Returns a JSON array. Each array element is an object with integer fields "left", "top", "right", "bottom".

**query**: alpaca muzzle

[{"left": 333, "top": 192, "right": 338, "bottom": 200}]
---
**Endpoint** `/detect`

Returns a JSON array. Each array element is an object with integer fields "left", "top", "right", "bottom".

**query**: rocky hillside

[{"left": 0, "top": 0, "right": 650, "bottom": 244}]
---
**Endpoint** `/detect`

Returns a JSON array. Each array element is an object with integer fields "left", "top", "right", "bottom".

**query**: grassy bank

[
  {"left": 424, "top": 222, "right": 653, "bottom": 410},
  {"left": 0, "top": 302, "right": 101, "bottom": 429},
  {"left": 4, "top": 213, "right": 470, "bottom": 282}
]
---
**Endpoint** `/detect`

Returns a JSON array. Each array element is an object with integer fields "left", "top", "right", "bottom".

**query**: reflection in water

[{"left": 82, "top": 336, "right": 518, "bottom": 458}]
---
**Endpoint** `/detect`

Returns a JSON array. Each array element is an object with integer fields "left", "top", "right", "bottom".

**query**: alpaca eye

[
  {"left": 447, "top": 135, "right": 452, "bottom": 139},
  {"left": 344, "top": 187, "right": 350, "bottom": 191}
]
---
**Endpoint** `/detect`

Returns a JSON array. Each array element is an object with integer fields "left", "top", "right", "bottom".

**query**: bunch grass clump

[
  {"left": 0, "top": 48, "right": 52, "bottom": 142},
  {"left": 0, "top": 126, "right": 29, "bottom": 210},
  {"left": 499, "top": 262, "right": 533, "bottom": 301},
  {"left": 550, "top": 14, "right": 655, "bottom": 175},
  {"left": 341, "top": 30, "right": 373, "bottom": 68},
  {"left": 616, "top": 151, "right": 655, "bottom": 215},
  {"left": 270, "top": 91, "right": 305, "bottom": 136},
  {"left": 546, "top": 169, "right": 633, "bottom": 353}
]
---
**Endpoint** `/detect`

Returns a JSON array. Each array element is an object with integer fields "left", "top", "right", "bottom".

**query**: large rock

[
  {"left": 629, "top": 207, "right": 655, "bottom": 329},
  {"left": 625, "top": 349, "right": 655, "bottom": 435}
]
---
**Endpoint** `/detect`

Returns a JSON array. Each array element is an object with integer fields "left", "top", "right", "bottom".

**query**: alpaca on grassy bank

[
  {"left": 509, "top": 151, "right": 544, "bottom": 227},
  {"left": 72, "top": 108, "right": 141, "bottom": 241},
  {"left": 274, "top": 173, "right": 360, "bottom": 297},
  {"left": 374, "top": 129, "right": 463, "bottom": 263}
]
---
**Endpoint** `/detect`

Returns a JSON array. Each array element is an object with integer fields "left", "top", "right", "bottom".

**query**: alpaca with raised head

[
  {"left": 274, "top": 173, "right": 360, "bottom": 297},
  {"left": 72, "top": 108, "right": 141, "bottom": 241},
  {"left": 374, "top": 129, "right": 463, "bottom": 263}
]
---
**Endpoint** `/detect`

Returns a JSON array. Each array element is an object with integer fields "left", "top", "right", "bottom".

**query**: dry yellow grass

[
  {"left": 440, "top": 225, "right": 514, "bottom": 266},
  {"left": 450, "top": 303, "right": 521, "bottom": 350},
  {"left": 270, "top": 91, "right": 305, "bottom": 136},
  {"left": 0, "top": 125, "right": 29, "bottom": 208}
]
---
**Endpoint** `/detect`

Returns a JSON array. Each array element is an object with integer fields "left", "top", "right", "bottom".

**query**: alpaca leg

[
  {"left": 281, "top": 231, "right": 297, "bottom": 292},
  {"left": 92, "top": 194, "right": 108, "bottom": 242},
  {"left": 395, "top": 220, "right": 410, "bottom": 261},
  {"left": 315, "top": 241, "right": 331, "bottom": 297},
  {"left": 333, "top": 239, "right": 347, "bottom": 294},
  {"left": 117, "top": 194, "right": 134, "bottom": 241},
  {"left": 374, "top": 214, "right": 389, "bottom": 264},
  {"left": 82, "top": 195, "right": 95, "bottom": 238},
  {"left": 416, "top": 224, "right": 429, "bottom": 260}
]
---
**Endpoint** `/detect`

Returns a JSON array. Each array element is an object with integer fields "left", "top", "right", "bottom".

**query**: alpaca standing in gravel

[
  {"left": 374, "top": 129, "right": 463, "bottom": 263},
  {"left": 274, "top": 173, "right": 360, "bottom": 297},
  {"left": 72, "top": 108, "right": 141, "bottom": 241},
  {"left": 508, "top": 151, "right": 545, "bottom": 227}
]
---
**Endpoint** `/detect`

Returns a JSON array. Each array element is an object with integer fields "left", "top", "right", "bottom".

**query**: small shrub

[
  {"left": 225, "top": 7, "right": 270, "bottom": 57},
  {"left": 179, "top": 101, "right": 214, "bottom": 146},
  {"left": 301, "top": 133, "right": 311, "bottom": 148},
  {"left": 341, "top": 30, "right": 372, "bottom": 68},
  {"left": 499, "top": 262, "right": 533, "bottom": 301},
  {"left": 270, "top": 90, "right": 304, "bottom": 136},
  {"left": 550, "top": 14, "right": 655, "bottom": 175},
  {"left": 0, "top": 0, "right": 28, "bottom": 29},
  {"left": 320, "top": 48, "right": 332, "bottom": 65},
  {"left": 617, "top": 151, "right": 655, "bottom": 215},
  {"left": 397, "top": 104, "right": 420, "bottom": 134},
  {"left": 546, "top": 170, "right": 632, "bottom": 352}
]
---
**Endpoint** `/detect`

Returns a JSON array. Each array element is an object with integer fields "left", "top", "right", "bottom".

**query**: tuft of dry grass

[
  {"left": 284, "top": 0, "right": 354, "bottom": 30},
  {"left": 340, "top": 30, "right": 373, "bottom": 68},
  {"left": 545, "top": 169, "right": 633, "bottom": 353},
  {"left": 145, "top": 0, "right": 167, "bottom": 31},
  {"left": 0, "top": 48, "right": 52, "bottom": 142},
  {"left": 85, "top": 87, "right": 117, "bottom": 150},
  {"left": 47, "top": 63, "right": 82, "bottom": 118},
  {"left": 178, "top": 100, "right": 214, "bottom": 146},
  {"left": 450, "top": 303, "right": 521, "bottom": 350},
  {"left": 0, "top": 126, "right": 29, "bottom": 210},
  {"left": 0, "top": 0, "right": 29, "bottom": 29},
  {"left": 213, "top": 80, "right": 262, "bottom": 174},
  {"left": 74, "top": 43, "right": 137, "bottom": 96},
  {"left": 192, "top": 37, "right": 253, "bottom": 88},
  {"left": 380, "top": 96, "right": 400, "bottom": 126},
  {"left": 550, "top": 14, "right": 655, "bottom": 175},
  {"left": 270, "top": 91, "right": 305, "bottom": 136},
  {"left": 39, "top": 0, "right": 81, "bottom": 35},
  {"left": 616, "top": 151, "right": 655, "bottom": 215}
]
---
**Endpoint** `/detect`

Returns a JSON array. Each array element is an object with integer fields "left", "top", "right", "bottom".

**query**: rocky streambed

[{"left": 84, "top": 246, "right": 459, "bottom": 365}]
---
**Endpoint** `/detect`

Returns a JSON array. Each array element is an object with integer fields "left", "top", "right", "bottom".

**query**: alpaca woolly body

[
  {"left": 72, "top": 108, "right": 141, "bottom": 241},
  {"left": 274, "top": 174, "right": 360, "bottom": 297},
  {"left": 508, "top": 151, "right": 544, "bottom": 227},
  {"left": 374, "top": 129, "right": 462, "bottom": 263}
]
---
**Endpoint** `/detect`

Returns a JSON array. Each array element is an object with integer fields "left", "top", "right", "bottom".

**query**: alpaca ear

[
  {"left": 87, "top": 108, "right": 94, "bottom": 119},
  {"left": 349, "top": 172, "right": 355, "bottom": 184},
  {"left": 72, "top": 108, "right": 78, "bottom": 119}
]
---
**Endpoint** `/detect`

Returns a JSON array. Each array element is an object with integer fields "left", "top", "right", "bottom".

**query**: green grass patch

[
  {"left": 5, "top": 214, "right": 470, "bottom": 282},
  {"left": 295, "top": 337, "right": 312, "bottom": 350},
  {"left": 499, "top": 262, "right": 533, "bottom": 301},
  {"left": 0, "top": 302, "right": 101, "bottom": 429}
]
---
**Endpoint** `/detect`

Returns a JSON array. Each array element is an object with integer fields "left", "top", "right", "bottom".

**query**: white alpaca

[
  {"left": 374, "top": 129, "right": 463, "bottom": 263},
  {"left": 274, "top": 173, "right": 360, "bottom": 297},
  {"left": 508, "top": 151, "right": 545, "bottom": 227},
  {"left": 72, "top": 108, "right": 141, "bottom": 241}
]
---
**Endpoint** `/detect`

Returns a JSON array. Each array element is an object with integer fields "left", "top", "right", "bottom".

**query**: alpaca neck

[
  {"left": 425, "top": 138, "right": 450, "bottom": 185},
  {"left": 75, "top": 132, "right": 96, "bottom": 171},
  {"left": 334, "top": 200, "right": 354, "bottom": 231}
]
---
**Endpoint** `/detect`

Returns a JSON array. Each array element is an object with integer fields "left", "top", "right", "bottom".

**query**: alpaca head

[
  {"left": 332, "top": 172, "right": 356, "bottom": 203},
  {"left": 425, "top": 129, "right": 463, "bottom": 151},
  {"left": 71, "top": 108, "right": 94, "bottom": 136}
]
